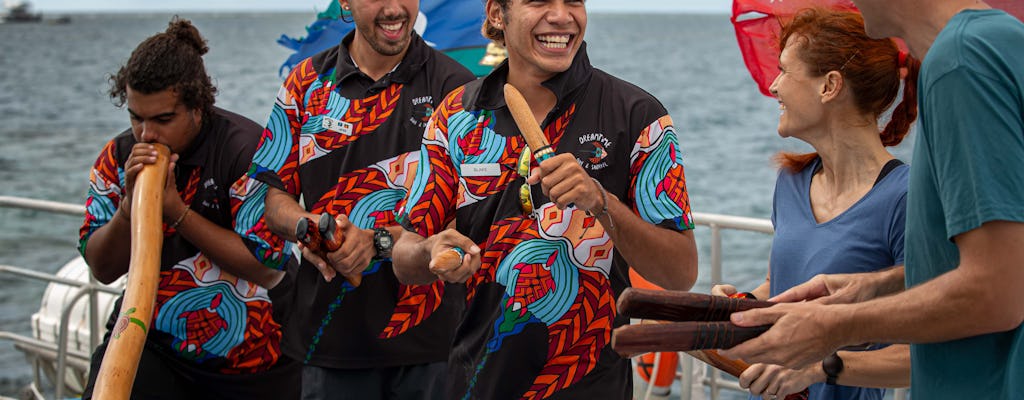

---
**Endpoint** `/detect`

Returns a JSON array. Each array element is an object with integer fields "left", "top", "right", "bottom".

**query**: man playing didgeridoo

[
  {"left": 722, "top": 1, "right": 1024, "bottom": 399},
  {"left": 79, "top": 17, "right": 299, "bottom": 399},
  {"left": 391, "top": 0, "right": 699, "bottom": 398}
]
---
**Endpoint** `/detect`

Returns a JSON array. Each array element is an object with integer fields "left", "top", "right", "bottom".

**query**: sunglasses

[{"left": 517, "top": 145, "right": 537, "bottom": 217}]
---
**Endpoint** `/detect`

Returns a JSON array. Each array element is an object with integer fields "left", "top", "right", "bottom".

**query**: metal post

[{"left": 55, "top": 287, "right": 95, "bottom": 400}]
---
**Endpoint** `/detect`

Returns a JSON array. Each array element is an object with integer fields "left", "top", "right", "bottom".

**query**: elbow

[
  {"left": 256, "top": 268, "right": 287, "bottom": 290},
  {"left": 670, "top": 236, "right": 699, "bottom": 290},
  {"left": 989, "top": 309, "right": 1024, "bottom": 333},
  {"left": 677, "top": 251, "right": 699, "bottom": 291},
  {"left": 90, "top": 268, "right": 122, "bottom": 285},
  {"left": 973, "top": 288, "right": 1024, "bottom": 333}
]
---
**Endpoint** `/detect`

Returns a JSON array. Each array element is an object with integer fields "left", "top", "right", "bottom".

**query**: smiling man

[
  {"left": 391, "top": 0, "right": 699, "bottom": 398},
  {"left": 244, "top": 0, "right": 474, "bottom": 398}
]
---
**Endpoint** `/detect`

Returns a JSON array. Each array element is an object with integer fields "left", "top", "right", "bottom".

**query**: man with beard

[
  {"left": 244, "top": 0, "right": 475, "bottom": 398},
  {"left": 391, "top": 0, "right": 699, "bottom": 398}
]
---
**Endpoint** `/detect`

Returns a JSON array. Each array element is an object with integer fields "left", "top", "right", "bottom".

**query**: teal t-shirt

[{"left": 905, "top": 9, "right": 1024, "bottom": 400}]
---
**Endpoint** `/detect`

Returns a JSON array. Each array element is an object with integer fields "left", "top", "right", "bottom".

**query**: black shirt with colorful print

[
  {"left": 397, "top": 44, "right": 695, "bottom": 399},
  {"left": 248, "top": 31, "right": 475, "bottom": 368},
  {"left": 79, "top": 107, "right": 294, "bottom": 374}
]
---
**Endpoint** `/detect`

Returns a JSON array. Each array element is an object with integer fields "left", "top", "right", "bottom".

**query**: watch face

[{"left": 380, "top": 235, "right": 393, "bottom": 249}]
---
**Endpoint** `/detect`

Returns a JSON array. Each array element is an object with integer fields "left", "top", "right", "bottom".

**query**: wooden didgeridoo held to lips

[{"left": 92, "top": 143, "right": 170, "bottom": 400}]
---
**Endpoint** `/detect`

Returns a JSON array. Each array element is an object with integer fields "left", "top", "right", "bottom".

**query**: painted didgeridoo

[{"left": 93, "top": 144, "right": 170, "bottom": 400}]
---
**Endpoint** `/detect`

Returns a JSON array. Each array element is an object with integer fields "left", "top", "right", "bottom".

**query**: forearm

[
  {"left": 392, "top": 230, "right": 437, "bottom": 285},
  {"left": 601, "top": 193, "right": 697, "bottom": 291},
  {"left": 176, "top": 210, "right": 284, "bottom": 289},
  {"left": 841, "top": 265, "right": 1021, "bottom": 345},
  {"left": 264, "top": 187, "right": 310, "bottom": 241},
  {"left": 835, "top": 345, "right": 910, "bottom": 388},
  {"left": 83, "top": 207, "right": 133, "bottom": 283},
  {"left": 870, "top": 266, "right": 906, "bottom": 298}
]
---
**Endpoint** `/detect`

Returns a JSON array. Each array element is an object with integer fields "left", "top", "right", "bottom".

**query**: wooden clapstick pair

[
  {"left": 295, "top": 213, "right": 360, "bottom": 286},
  {"left": 612, "top": 288, "right": 774, "bottom": 356},
  {"left": 615, "top": 289, "right": 809, "bottom": 399}
]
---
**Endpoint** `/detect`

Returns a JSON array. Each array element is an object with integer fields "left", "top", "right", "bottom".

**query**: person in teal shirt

[{"left": 719, "top": 1, "right": 1024, "bottom": 399}]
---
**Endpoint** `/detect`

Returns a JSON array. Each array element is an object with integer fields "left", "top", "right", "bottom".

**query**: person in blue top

[
  {"left": 723, "top": 1, "right": 1024, "bottom": 399},
  {"left": 712, "top": 9, "right": 918, "bottom": 400}
]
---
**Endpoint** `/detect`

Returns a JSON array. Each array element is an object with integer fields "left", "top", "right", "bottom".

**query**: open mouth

[
  {"left": 536, "top": 34, "right": 573, "bottom": 50},
  {"left": 378, "top": 20, "right": 406, "bottom": 39}
]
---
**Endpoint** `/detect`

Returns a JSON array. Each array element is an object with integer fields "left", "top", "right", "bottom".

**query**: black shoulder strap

[{"left": 874, "top": 159, "right": 905, "bottom": 186}]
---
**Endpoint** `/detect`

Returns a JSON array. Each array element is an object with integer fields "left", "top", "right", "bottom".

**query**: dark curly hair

[{"left": 109, "top": 17, "right": 217, "bottom": 117}]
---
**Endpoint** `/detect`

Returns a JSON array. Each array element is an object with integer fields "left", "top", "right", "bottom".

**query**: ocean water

[{"left": 0, "top": 11, "right": 914, "bottom": 398}]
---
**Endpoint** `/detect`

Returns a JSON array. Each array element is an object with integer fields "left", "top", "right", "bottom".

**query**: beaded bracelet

[
  {"left": 170, "top": 208, "right": 191, "bottom": 230},
  {"left": 587, "top": 177, "right": 614, "bottom": 230}
]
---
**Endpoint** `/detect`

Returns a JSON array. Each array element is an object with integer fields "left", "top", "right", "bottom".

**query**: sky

[{"left": 19, "top": 0, "right": 732, "bottom": 14}]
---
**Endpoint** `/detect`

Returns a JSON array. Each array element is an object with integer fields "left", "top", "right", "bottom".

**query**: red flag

[
  {"left": 731, "top": 0, "right": 858, "bottom": 97},
  {"left": 732, "top": 0, "right": 1023, "bottom": 97}
]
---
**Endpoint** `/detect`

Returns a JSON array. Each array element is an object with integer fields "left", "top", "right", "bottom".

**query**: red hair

[{"left": 774, "top": 8, "right": 920, "bottom": 173}]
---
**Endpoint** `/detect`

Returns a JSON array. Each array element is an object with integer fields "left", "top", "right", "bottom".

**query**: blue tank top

[{"left": 762, "top": 157, "right": 908, "bottom": 400}]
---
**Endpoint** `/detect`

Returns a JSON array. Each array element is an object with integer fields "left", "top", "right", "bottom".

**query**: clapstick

[
  {"left": 295, "top": 213, "right": 360, "bottom": 287},
  {"left": 430, "top": 247, "right": 465, "bottom": 274},
  {"left": 617, "top": 287, "right": 774, "bottom": 322},
  {"left": 318, "top": 212, "right": 344, "bottom": 252},
  {"left": 612, "top": 321, "right": 770, "bottom": 357},
  {"left": 503, "top": 84, "right": 555, "bottom": 162}
]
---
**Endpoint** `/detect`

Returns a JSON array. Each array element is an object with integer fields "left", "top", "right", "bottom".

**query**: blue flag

[{"left": 277, "top": 0, "right": 492, "bottom": 78}]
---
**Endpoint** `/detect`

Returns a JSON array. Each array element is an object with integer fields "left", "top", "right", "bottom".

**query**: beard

[{"left": 354, "top": 12, "right": 413, "bottom": 57}]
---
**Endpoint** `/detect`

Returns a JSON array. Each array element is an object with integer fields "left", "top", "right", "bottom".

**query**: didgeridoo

[{"left": 93, "top": 144, "right": 170, "bottom": 400}]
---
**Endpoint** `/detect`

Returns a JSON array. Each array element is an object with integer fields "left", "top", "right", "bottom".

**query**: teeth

[
  {"left": 537, "top": 35, "right": 570, "bottom": 43},
  {"left": 380, "top": 22, "right": 402, "bottom": 31},
  {"left": 537, "top": 34, "right": 571, "bottom": 49}
]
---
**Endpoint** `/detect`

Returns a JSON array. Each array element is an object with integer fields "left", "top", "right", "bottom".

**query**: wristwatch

[
  {"left": 373, "top": 228, "right": 394, "bottom": 258},
  {"left": 823, "top": 352, "right": 844, "bottom": 385}
]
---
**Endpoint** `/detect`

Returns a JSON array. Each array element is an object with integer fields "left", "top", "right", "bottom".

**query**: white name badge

[
  {"left": 462, "top": 163, "right": 502, "bottom": 177},
  {"left": 322, "top": 116, "right": 354, "bottom": 136}
]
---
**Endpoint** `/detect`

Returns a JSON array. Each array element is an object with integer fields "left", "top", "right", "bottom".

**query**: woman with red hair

[{"left": 713, "top": 8, "right": 917, "bottom": 400}]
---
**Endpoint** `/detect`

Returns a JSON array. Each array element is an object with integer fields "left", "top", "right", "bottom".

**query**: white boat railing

[{"left": 0, "top": 195, "right": 907, "bottom": 400}]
